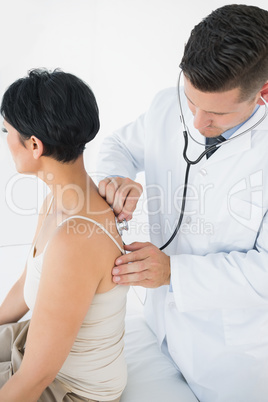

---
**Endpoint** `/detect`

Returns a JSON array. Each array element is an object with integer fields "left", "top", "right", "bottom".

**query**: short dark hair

[
  {"left": 180, "top": 4, "right": 268, "bottom": 101},
  {"left": 1, "top": 69, "right": 100, "bottom": 162}
]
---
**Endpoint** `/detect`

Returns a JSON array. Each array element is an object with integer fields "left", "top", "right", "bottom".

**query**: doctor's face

[{"left": 184, "top": 76, "right": 259, "bottom": 138}]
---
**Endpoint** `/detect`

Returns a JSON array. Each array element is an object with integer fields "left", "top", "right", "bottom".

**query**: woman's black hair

[
  {"left": 1, "top": 69, "right": 100, "bottom": 162},
  {"left": 180, "top": 4, "right": 268, "bottom": 100}
]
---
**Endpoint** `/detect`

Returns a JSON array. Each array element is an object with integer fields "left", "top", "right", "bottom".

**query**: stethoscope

[{"left": 116, "top": 72, "right": 268, "bottom": 250}]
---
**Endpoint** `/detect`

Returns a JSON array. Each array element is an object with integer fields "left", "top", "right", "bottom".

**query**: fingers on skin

[
  {"left": 123, "top": 242, "right": 151, "bottom": 251},
  {"left": 98, "top": 177, "right": 120, "bottom": 205},
  {"left": 105, "top": 179, "right": 120, "bottom": 206},
  {"left": 98, "top": 178, "right": 143, "bottom": 219},
  {"left": 115, "top": 244, "right": 152, "bottom": 265},
  {"left": 113, "top": 243, "right": 171, "bottom": 288},
  {"left": 119, "top": 213, "right": 133, "bottom": 222},
  {"left": 118, "top": 182, "right": 143, "bottom": 216},
  {"left": 98, "top": 178, "right": 114, "bottom": 197},
  {"left": 114, "top": 180, "right": 143, "bottom": 218},
  {"left": 113, "top": 261, "right": 146, "bottom": 275},
  {"left": 113, "top": 270, "right": 148, "bottom": 285}
]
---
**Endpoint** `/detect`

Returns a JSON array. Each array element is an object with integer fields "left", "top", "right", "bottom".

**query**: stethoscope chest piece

[{"left": 115, "top": 217, "right": 129, "bottom": 236}]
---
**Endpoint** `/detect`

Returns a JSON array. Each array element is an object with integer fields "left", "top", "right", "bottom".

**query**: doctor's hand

[
  {"left": 98, "top": 177, "right": 143, "bottom": 221},
  {"left": 112, "top": 242, "right": 170, "bottom": 288}
]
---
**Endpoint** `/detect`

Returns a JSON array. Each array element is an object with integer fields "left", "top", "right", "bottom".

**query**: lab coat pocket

[
  {"left": 227, "top": 197, "right": 263, "bottom": 232},
  {"left": 213, "top": 197, "right": 264, "bottom": 251},
  {"left": 223, "top": 307, "right": 268, "bottom": 346}
]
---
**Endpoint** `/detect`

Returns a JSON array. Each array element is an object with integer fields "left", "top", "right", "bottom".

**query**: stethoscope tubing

[
  {"left": 159, "top": 130, "right": 203, "bottom": 250},
  {"left": 159, "top": 146, "right": 191, "bottom": 250}
]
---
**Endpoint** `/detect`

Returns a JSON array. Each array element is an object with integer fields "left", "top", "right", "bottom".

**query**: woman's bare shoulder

[{"left": 44, "top": 208, "right": 122, "bottom": 292}]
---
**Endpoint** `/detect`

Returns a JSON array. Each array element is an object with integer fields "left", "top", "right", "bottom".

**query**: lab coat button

[
  {"left": 185, "top": 216, "right": 191, "bottom": 224},
  {"left": 199, "top": 169, "right": 207, "bottom": 176}
]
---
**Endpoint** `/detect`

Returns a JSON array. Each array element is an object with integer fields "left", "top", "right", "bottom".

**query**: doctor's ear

[
  {"left": 257, "top": 82, "right": 268, "bottom": 105},
  {"left": 30, "top": 136, "right": 44, "bottom": 160}
]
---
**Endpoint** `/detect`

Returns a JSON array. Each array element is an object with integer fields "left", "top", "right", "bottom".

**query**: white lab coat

[{"left": 97, "top": 88, "right": 268, "bottom": 402}]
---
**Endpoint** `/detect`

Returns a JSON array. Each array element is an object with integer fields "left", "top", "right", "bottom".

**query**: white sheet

[{"left": 121, "top": 314, "right": 198, "bottom": 402}]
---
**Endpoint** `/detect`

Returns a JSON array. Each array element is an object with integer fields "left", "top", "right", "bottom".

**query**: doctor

[{"left": 97, "top": 4, "right": 268, "bottom": 402}]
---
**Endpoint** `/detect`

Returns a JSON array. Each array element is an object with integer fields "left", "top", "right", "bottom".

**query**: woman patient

[{"left": 0, "top": 69, "right": 129, "bottom": 402}]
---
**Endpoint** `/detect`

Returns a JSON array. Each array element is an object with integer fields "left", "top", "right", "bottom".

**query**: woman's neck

[{"left": 37, "top": 155, "right": 97, "bottom": 215}]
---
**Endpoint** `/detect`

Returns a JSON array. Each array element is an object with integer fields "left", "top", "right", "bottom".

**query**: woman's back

[
  {"left": 24, "top": 211, "right": 129, "bottom": 400},
  {"left": 58, "top": 285, "right": 128, "bottom": 399}
]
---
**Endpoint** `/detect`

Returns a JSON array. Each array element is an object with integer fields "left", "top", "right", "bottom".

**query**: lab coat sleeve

[
  {"left": 96, "top": 114, "right": 146, "bottom": 182},
  {"left": 170, "top": 211, "right": 268, "bottom": 312}
]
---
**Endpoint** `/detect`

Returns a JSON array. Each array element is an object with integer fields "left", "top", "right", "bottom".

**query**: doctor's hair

[
  {"left": 0, "top": 68, "right": 100, "bottom": 163},
  {"left": 180, "top": 4, "right": 268, "bottom": 101}
]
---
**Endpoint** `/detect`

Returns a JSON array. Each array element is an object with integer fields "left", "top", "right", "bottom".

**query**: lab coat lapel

[
  {"left": 203, "top": 130, "right": 251, "bottom": 166},
  {"left": 201, "top": 104, "right": 267, "bottom": 166}
]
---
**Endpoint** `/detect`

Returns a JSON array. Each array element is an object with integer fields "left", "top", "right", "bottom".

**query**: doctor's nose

[{"left": 193, "top": 109, "right": 212, "bottom": 130}]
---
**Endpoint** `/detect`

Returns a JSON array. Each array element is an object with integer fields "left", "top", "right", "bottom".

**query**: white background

[{"left": 0, "top": 0, "right": 267, "bottom": 303}]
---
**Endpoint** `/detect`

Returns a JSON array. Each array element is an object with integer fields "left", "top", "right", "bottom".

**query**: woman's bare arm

[
  {"left": 0, "top": 265, "right": 29, "bottom": 325},
  {"left": 0, "top": 194, "right": 52, "bottom": 325}
]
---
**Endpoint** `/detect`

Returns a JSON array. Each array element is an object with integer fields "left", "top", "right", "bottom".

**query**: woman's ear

[
  {"left": 257, "top": 82, "right": 268, "bottom": 105},
  {"left": 30, "top": 136, "right": 44, "bottom": 159}
]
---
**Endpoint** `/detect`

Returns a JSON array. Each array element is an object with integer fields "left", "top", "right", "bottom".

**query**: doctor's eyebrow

[{"left": 183, "top": 91, "right": 232, "bottom": 115}]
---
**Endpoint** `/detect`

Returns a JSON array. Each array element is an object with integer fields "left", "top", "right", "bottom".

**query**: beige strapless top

[{"left": 24, "top": 215, "right": 129, "bottom": 401}]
